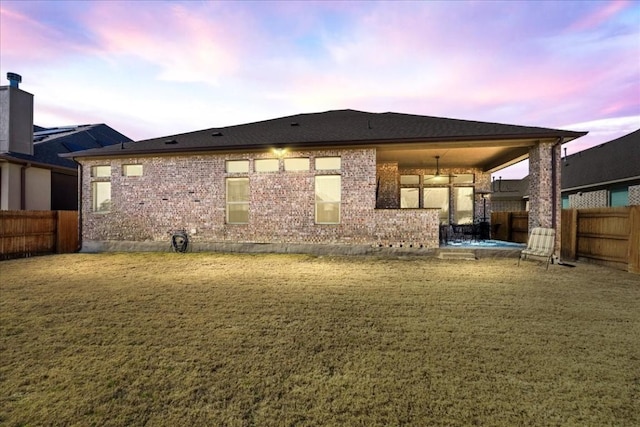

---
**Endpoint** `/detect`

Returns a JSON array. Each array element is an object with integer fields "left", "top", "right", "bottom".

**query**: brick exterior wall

[
  {"left": 568, "top": 190, "right": 609, "bottom": 208},
  {"left": 80, "top": 148, "right": 440, "bottom": 251},
  {"left": 376, "top": 162, "right": 399, "bottom": 208},
  {"left": 528, "top": 141, "right": 562, "bottom": 230},
  {"left": 377, "top": 165, "right": 492, "bottom": 224}
]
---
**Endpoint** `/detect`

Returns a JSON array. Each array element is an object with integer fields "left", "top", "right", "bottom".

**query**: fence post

[
  {"left": 629, "top": 206, "right": 640, "bottom": 274},
  {"left": 55, "top": 211, "right": 61, "bottom": 254},
  {"left": 569, "top": 209, "right": 578, "bottom": 260}
]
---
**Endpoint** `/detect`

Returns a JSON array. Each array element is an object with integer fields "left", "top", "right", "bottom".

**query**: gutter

[
  {"left": 0, "top": 153, "right": 77, "bottom": 174},
  {"left": 20, "top": 163, "right": 30, "bottom": 210},
  {"left": 562, "top": 175, "right": 640, "bottom": 193},
  {"left": 551, "top": 137, "right": 563, "bottom": 229}
]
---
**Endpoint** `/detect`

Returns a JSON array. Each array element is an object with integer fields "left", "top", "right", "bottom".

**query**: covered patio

[{"left": 374, "top": 131, "right": 585, "bottom": 252}]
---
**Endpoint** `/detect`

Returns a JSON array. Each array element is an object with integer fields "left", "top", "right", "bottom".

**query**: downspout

[
  {"left": 20, "top": 163, "right": 30, "bottom": 210},
  {"left": 72, "top": 158, "right": 83, "bottom": 252},
  {"left": 551, "top": 137, "right": 563, "bottom": 229}
]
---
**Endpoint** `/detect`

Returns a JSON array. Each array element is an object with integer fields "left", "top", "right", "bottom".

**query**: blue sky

[{"left": 1, "top": 0, "right": 638, "bottom": 178}]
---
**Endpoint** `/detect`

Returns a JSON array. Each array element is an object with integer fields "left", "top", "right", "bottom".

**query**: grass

[{"left": 1, "top": 252, "right": 639, "bottom": 426}]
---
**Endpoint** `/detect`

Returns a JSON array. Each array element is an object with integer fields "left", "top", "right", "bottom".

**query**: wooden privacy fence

[
  {"left": 490, "top": 211, "right": 529, "bottom": 243},
  {"left": 493, "top": 207, "right": 639, "bottom": 273},
  {"left": 562, "top": 206, "right": 640, "bottom": 274},
  {"left": 0, "top": 211, "right": 78, "bottom": 260}
]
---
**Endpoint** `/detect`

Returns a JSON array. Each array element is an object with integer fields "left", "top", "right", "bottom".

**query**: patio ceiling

[{"left": 375, "top": 137, "right": 551, "bottom": 173}]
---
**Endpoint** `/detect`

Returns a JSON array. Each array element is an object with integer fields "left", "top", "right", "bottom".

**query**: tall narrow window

[
  {"left": 424, "top": 187, "right": 449, "bottom": 224},
  {"left": 226, "top": 178, "right": 249, "bottom": 223},
  {"left": 315, "top": 175, "right": 341, "bottom": 224},
  {"left": 454, "top": 187, "right": 474, "bottom": 224},
  {"left": 91, "top": 165, "right": 111, "bottom": 212},
  {"left": 92, "top": 181, "right": 111, "bottom": 212}
]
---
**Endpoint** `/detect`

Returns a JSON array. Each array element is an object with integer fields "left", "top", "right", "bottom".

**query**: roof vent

[
  {"left": 7, "top": 72, "right": 21, "bottom": 88},
  {"left": 212, "top": 131, "right": 223, "bottom": 136},
  {"left": 290, "top": 122, "right": 300, "bottom": 127},
  {"left": 165, "top": 139, "right": 178, "bottom": 145}
]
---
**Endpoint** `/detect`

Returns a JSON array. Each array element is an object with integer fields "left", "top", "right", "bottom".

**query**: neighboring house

[
  {"left": 0, "top": 73, "right": 132, "bottom": 210},
  {"left": 561, "top": 129, "right": 640, "bottom": 208},
  {"left": 489, "top": 176, "right": 530, "bottom": 212},
  {"left": 492, "top": 129, "right": 640, "bottom": 211},
  {"left": 62, "top": 109, "right": 586, "bottom": 253}
]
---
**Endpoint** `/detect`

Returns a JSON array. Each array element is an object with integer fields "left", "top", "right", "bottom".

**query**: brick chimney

[{"left": 0, "top": 72, "right": 34, "bottom": 155}]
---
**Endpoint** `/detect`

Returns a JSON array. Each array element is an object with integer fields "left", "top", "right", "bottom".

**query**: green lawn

[{"left": 1, "top": 253, "right": 639, "bottom": 426}]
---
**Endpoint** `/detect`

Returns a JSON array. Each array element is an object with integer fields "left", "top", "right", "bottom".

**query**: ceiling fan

[{"left": 424, "top": 155, "right": 457, "bottom": 181}]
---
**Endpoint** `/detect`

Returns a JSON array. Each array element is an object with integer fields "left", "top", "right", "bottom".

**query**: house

[
  {"left": 62, "top": 109, "right": 586, "bottom": 254},
  {"left": 491, "top": 129, "right": 640, "bottom": 211},
  {"left": 0, "top": 73, "right": 132, "bottom": 210},
  {"left": 488, "top": 176, "right": 530, "bottom": 212},
  {"left": 561, "top": 129, "right": 640, "bottom": 208}
]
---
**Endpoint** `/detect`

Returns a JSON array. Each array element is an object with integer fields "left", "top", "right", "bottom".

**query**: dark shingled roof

[
  {"left": 4, "top": 124, "right": 132, "bottom": 170},
  {"left": 62, "top": 109, "right": 586, "bottom": 158},
  {"left": 561, "top": 129, "right": 640, "bottom": 189}
]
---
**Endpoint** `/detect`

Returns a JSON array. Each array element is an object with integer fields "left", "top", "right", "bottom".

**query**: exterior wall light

[{"left": 272, "top": 148, "right": 287, "bottom": 158}]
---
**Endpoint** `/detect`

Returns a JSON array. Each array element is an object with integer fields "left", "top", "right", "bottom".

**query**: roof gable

[
  {"left": 3, "top": 124, "right": 132, "bottom": 170},
  {"left": 561, "top": 129, "right": 640, "bottom": 189}
]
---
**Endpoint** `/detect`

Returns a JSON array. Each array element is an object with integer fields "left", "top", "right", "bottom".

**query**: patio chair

[{"left": 518, "top": 227, "right": 556, "bottom": 269}]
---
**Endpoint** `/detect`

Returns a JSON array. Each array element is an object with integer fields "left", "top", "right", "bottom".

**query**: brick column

[
  {"left": 376, "top": 162, "right": 399, "bottom": 208},
  {"left": 528, "top": 141, "right": 562, "bottom": 251}
]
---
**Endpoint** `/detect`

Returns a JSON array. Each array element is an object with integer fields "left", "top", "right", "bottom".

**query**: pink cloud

[
  {"left": 569, "top": 0, "right": 631, "bottom": 31},
  {"left": 79, "top": 2, "right": 257, "bottom": 84},
  {"left": 0, "top": 6, "right": 77, "bottom": 60}
]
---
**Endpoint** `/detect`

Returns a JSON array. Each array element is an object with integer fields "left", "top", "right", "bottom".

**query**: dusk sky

[{"left": 1, "top": 0, "right": 638, "bottom": 178}]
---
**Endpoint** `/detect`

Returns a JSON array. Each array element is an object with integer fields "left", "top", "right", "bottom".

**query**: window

[
  {"left": 315, "top": 157, "right": 341, "bottom": 170},
  {"left": 453, "top": 187, "right": 474, "bottom": 224},
  {"left": 91, "top": 165, "right": 111, "bottom": 177},
  {"left": 452, "top": 173, "right": 474, "bottom": 184},
  {"left": 284, "top": 158, "right": 310, "bottom": 171},
  {"left": 226, "top": 178, "right": 249, "bottom": 223},
  {"left": 423, "top": 174, "right": 450, "bottom": 185},
  {"left": 610, "top": 187, "right": 628, "bottom": 207},
  {"left": 424, "top": 187, "right": 449, "bottom": 224},
  {"left": 255, "top": 159, "right": 279, "bottom": 172},
  {"left": 92, "top": 181, "right": 111, "bottom": 212},
  {"left": 226, "top": 160, "right": 249, "bottom": 173},
  {"left": 315, "top": 175, "right": 341, "bottom": 224},
  {"left": 401, "top": 188, "right": 419, "bottom": 208},
  {"left": 400, "top": 175, "right": 420, "bottom": 185},
  {"left": 123, "top": 164, "right": 143, "bottom": 177}
]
